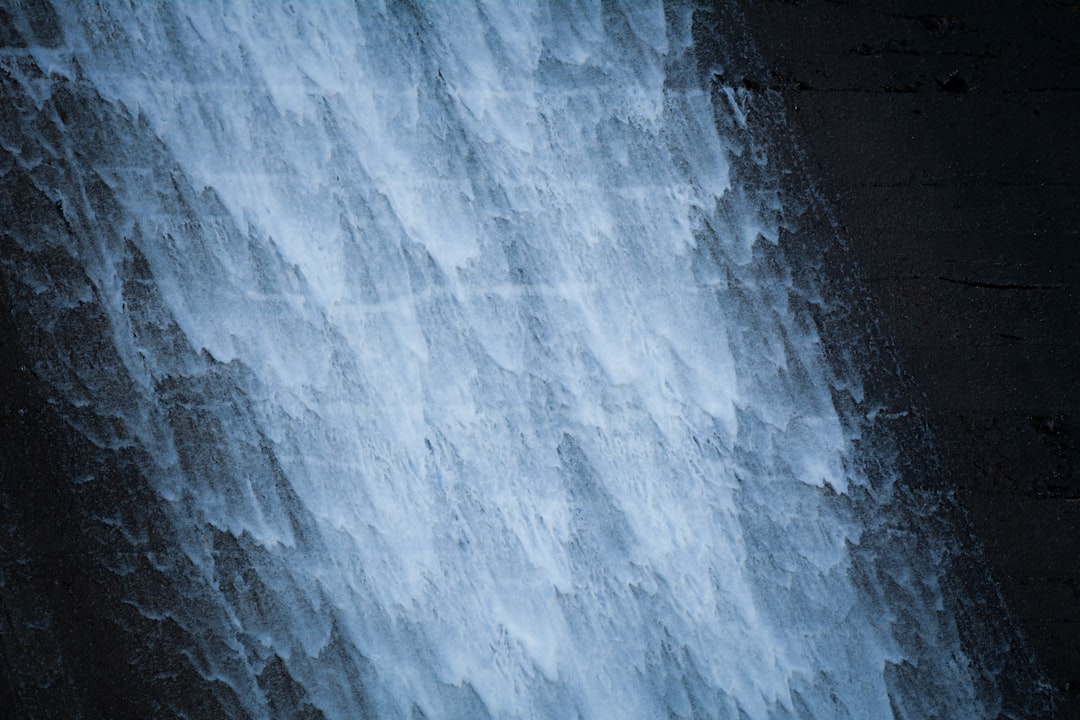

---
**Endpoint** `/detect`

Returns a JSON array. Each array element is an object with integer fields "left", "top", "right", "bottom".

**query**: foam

[{"left": 13, "top": 1, "right": 1006, "bottom": 717}]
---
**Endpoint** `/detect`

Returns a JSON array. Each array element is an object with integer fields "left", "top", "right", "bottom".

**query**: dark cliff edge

[{"left": 724, "top": 0, "right": 1079, "bottom": 715}]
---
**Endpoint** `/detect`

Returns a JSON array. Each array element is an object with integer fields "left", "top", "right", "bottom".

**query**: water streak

[{"left": 0, "top": 1, "right": 1042, "bottom": 717}]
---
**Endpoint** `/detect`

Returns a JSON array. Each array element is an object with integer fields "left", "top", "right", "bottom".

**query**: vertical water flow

[{"left": 0, "top": 1, "right": 1039, "bottom": 718}]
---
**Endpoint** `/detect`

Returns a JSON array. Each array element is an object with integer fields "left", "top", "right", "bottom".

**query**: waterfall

[{"left": 0, "top": 1, "right": 1048, "bottom": 718}]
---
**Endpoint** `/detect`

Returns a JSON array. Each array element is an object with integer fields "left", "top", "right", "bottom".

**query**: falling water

[{"left": 0, "top": 1, "right": 1050, "bottom": 718}]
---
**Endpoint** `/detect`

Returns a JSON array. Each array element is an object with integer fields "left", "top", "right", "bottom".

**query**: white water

[{"left": 4, "top": 1, "right": 1011, "bottom": 717}]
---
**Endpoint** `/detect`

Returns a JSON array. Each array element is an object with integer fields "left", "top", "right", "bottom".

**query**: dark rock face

[{"left": 736, "top": 0, "right": 1080, "bottom": 712}]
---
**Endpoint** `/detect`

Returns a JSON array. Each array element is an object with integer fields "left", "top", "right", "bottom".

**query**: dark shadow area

[{"left": 729, "top": 1, "right": 1080, "bottom": 714}]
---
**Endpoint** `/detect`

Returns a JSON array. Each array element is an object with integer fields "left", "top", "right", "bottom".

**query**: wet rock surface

[{"left": 738, "top": 0, "right": 1080, "bottom": 712}]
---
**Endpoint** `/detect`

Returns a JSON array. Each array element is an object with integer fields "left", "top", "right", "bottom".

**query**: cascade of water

[{"left": 0, "top": 1, "right": 1047, "bottom": 718}]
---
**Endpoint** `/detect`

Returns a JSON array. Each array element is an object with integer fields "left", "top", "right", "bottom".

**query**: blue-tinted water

[{"left": 0, "top": 2, "right": 1048, "bottom": 717}]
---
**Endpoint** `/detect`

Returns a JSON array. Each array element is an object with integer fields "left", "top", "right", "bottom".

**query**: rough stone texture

[{"left": 738, "top": 0, "right": 1080, "bottom": 713}]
